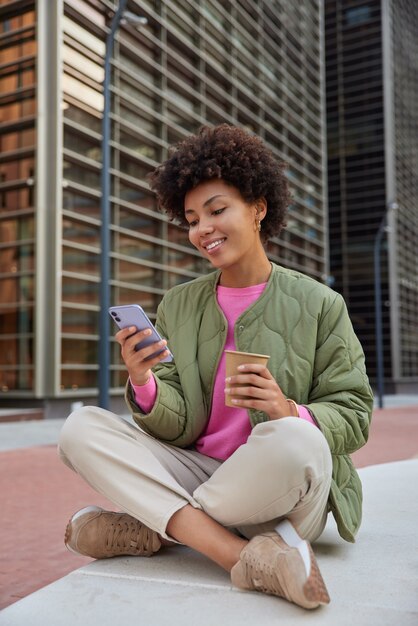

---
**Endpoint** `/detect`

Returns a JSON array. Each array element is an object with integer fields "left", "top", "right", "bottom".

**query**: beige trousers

[{"left": 58, "top": 407, "right": 332, "bottom": 543}]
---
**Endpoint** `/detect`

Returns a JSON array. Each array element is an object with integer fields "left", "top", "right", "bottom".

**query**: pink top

[
  {"left": 195, "top": 283, "right": 266, "bottom": 458},
  {"left": 132, "top": 283, "right": 317, "bottom": 460}
]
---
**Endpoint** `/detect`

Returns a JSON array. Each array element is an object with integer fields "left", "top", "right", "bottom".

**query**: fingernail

[
  {"left": 225, "top": 377, "right": 231, "bottom": 383},
  {"left": 144, "top": 328, "right": 152, "bottom": 335},
  {"left": 129, "top": 326, "right": 136, "bottom": 332},
  {"left": 238, "top": 365, "right": 245, "bottom": 371},
  {"left": 224, "top": 388, "right": 230, "bottom": 394}
]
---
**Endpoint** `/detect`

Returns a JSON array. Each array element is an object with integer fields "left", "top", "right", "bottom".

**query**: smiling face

[{"left": 184, "top": 179, "right": 270, "bottom": 285}]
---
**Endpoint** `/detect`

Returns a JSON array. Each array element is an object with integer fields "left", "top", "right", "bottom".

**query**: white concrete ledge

[
  {"left": 1, "top": 460, "right": 417, "bottom": 626},
  {"left": 0, "top": 419, "right": 66, "bottom": 451}
]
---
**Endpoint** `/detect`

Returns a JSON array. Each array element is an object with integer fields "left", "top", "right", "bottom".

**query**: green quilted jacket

[{"left": 125, "top": 263, "right": 374, "bottom": 542}]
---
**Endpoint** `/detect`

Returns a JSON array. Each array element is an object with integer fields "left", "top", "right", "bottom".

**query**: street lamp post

[
  {"left": 374, "top": 202, "right": 398, "bottom": 409},
  {"left": 98, "top": 3, "right": 147, "bottom": 409}
]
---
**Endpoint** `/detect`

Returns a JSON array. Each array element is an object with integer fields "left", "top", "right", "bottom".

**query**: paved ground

[
  {"left": 2, "top": 459, "right": 417, "bottom": 626},
  {"left": 0, "top": 398, "right": 418, "bottom": 622}
]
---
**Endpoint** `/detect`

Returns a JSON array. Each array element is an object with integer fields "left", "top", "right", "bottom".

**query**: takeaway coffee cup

[{"left": 225, "top": 350, "right": 270, "bottom": 407}]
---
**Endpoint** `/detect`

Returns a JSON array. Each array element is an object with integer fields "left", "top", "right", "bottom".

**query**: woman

[{"left": 59, "top": 125, "right": 373, "bottom": 610}]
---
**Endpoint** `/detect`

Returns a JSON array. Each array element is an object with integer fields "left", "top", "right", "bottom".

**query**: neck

[{"left": 219, "top": 258, "right": 272, "bottom": 288}]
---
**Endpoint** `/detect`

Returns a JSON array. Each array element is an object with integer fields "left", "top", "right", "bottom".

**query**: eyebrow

[{"left": 185, "top": 194, "right": 227, "bottom": 215}]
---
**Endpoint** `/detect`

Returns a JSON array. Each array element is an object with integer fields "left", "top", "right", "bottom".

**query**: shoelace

[
  {"left": 243, "top": 551, "right": 291, "bottom": 600},
  {"left": 105, "top": 514, "right": 155, "bottom": 554}
]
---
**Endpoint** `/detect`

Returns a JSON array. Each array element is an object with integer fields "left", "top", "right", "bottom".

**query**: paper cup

[{"left": 225, "top": 350, "right": 270, "bottom": 407}]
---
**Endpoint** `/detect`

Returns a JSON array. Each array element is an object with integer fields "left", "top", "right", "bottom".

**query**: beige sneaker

[
  {"left": 65, "top": 506, "right": 162, "bottom": 559},
  {"left": 231, "top": 528, "right": 330, "bottom": 610}
]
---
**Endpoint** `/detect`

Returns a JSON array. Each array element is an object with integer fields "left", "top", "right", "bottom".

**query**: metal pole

[
  {"left": 98, "top": 0, "right": 128, "bottom": 409},
  {"left": 374, "top": 215, "right": 387, "bottom": 409},
  {"left": 373, "top": 203, "right": 398, "bottom": 409}
]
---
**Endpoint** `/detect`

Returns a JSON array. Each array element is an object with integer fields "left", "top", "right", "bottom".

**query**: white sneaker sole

[{"left": 70, "top": 505, "right": 103, "bottom": 523}]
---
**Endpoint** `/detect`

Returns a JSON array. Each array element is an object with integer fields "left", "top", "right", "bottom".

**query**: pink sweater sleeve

[
  {"left": 130, "top": 375, "right": 157, "bottom": 414},
  {"left": 297, "top": 404, "right": 318, "bottom": 427}
]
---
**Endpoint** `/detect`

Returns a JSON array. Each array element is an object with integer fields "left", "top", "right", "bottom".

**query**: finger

[
  {"left": 228, "top": 397, "right": 267, "bottom": 410},
  {"left": 123, "top": 328, "right": 154, "bottom": 352},
  {"left": 225, "top": 384, "right": 268, "bottom": 400},
  {"left": 115, "top": 326, "right": 137, "bottom": 344},
  {"left": 236, "top": 363, "right": 273, "bottom": 379},
  {"left": 134, "top": 339, "right": 168, "bottom": 362},
  {"left": 226, "top": 373, "right": 270, "bottom": 388},
  {"left": 116, "top": 326, "right": 151, "bottom": 346},
  {"left": 135, "top": 348, "right": 171, "bottom": 369}
]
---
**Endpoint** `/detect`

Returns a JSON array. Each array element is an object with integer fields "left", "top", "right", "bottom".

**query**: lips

[{"left": 204, "top": 238, "right": 226, "bottom": 252}]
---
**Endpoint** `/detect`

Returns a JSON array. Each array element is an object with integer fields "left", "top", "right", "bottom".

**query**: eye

[
  {"left": 187, "top": 219, "right": 198, "bottom": 228},
  {"left": 212, "top": 207, "right": 226, "bottom": 216}
]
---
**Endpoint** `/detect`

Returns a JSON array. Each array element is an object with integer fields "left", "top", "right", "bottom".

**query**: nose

[{"left": 197, "top": 217, "right": 215, "bottom": 236}]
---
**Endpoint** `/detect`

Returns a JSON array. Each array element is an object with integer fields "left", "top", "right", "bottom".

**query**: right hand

[{"left": 115, "top": 326, "right": 170, "bottom": 386}]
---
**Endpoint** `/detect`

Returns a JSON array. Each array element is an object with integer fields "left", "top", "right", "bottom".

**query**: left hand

[{"left": 225, "top": 363, "right": 297, "bottom": 420}]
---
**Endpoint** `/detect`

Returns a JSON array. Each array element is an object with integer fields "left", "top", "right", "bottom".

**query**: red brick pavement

[
  {"left": 0, "top": 445, "right": 115, "bottom": 610},
  {"left": 352, "top": 405, "right": 418, "bottom": 467},
  {"left": 1, "top": 405, "right": 417, "bottom": 610}
]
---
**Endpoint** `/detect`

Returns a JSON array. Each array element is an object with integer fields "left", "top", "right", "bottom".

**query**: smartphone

[{"left": 109, "top": 304, "right": 173, "bottom": 363}]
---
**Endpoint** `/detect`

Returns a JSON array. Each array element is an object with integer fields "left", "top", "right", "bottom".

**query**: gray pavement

[
  {"left": 373, "top": 394, "right": 418, "bottom": 408},
  {"left": 0, "top": 418, "right": 66, "bottom": 451},
  {"left": 1, "top": 459, "right": 417, "bottom": 625},
  {"left": 0, "top": 413, "right": 131, "bottom": 451}
]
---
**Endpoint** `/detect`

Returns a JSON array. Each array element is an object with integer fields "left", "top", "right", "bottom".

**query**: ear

[{"left": 255, "top": 197, "right": 267, "bottom": 221}]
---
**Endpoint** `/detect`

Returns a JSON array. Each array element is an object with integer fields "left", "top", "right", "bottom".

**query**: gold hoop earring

[{"left": 257, "top": 218, "right": 262, "bottom": 232}]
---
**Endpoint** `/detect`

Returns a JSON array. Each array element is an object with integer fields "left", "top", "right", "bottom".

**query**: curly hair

[{"left": 148, "top": 124, "right": 290, "bottom": 240}]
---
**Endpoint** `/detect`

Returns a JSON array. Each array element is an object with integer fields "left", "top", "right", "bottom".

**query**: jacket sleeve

[
  {"left": 124, "top": 299, "right": 189, "bottom": 443},
  {"left": 304, "top": 293, "right": 374, "bottom": 455}
]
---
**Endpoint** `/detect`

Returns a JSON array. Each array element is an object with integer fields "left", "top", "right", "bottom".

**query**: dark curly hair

[{"left": 148, "top": 124, "right": 290, "bottom": 240}]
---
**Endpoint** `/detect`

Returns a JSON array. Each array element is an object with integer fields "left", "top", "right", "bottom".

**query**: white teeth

[{"left": 206, "top": 239, "right": 224, "bottom": 250}]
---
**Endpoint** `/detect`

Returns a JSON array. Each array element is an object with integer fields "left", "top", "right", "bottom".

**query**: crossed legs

[{"left": 58, "top": 407, "right": 332, "bottom": 608}]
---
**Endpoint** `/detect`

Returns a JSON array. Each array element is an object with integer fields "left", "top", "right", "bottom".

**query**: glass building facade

[
  {"left": 0, "top": 0, "right": 327, "bottom": 412},
  {"left": 390, "top": 0, "right": 418, "bottom": 385},
  {"left": 325, "top": 0, "right": 418, "bottom": 391}
]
